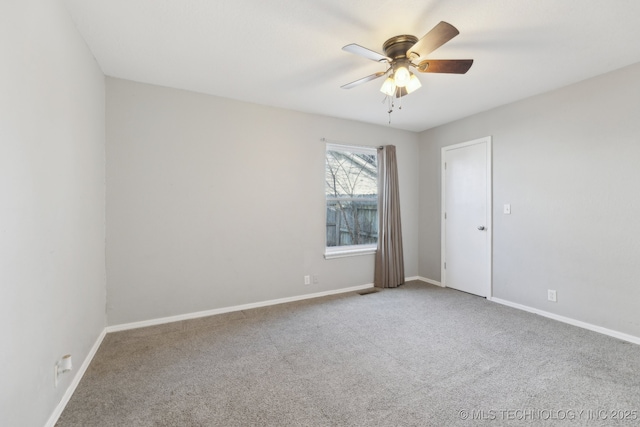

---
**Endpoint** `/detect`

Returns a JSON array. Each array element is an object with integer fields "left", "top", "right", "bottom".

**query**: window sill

[{"left": 324, "top": 246, "right": 377, "bottom": 260}]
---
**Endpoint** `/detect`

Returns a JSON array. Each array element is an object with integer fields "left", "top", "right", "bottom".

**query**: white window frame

[{"left": 324, "top": 143, "right": 378, "bottom": 260}]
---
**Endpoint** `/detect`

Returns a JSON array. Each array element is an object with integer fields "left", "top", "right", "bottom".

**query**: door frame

[{"left": 441, "top": 136, "right": 493, "bottom": 297}]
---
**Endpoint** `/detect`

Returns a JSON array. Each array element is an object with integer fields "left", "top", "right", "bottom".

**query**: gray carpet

[{"left": 57, "top": 281, "right": 640, "bottom": 426}]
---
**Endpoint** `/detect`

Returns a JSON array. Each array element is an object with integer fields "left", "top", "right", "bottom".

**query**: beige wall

[
  {"left": 106, "top": 78, "right": 420, "bottom": 325},
  {"left": 0, "top": 1, "right": 106, "bottom": 425},
  {"left": 419, "top": 62, "right": 640, "bottom": 337}
]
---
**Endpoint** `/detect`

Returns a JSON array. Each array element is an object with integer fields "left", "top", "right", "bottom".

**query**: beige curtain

[{"left": 374, "top": 145, "right": 404, "bottom": 288}]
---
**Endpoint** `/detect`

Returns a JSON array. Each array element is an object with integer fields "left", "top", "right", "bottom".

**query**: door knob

[{"left": 477, "top": 226, "right": 485, "bottom": 231}]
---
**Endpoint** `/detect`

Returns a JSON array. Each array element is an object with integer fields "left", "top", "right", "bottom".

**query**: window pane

[
  {"left": 325, "top": 147, "right": 378, "bottom": 248},
  {"left": 326, "top": 150, "right": 377, "bottom": 198},
  {"left": 326, "top": 200, "right": 378, "bottom": 247}
]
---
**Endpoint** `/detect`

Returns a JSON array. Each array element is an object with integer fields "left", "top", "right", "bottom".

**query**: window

[{"left": 325, "top": 143, "right": 378, "bottom": 258}]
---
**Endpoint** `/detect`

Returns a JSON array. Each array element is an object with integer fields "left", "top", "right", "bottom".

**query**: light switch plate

[{"left": 504, "top": 204, "right": 511, "bottom": 214}]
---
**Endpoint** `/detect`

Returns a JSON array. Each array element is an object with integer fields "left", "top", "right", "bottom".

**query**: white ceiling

[{"left": 62, "top": 0, "right": 640, "bottom": 132}]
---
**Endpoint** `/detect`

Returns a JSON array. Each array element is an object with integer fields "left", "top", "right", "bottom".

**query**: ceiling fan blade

[
  {"left": 343, "top": 44, "right": 391, "bottom": 63},
  {"left": 407, "top": 21, "right": 459, "bottom": 59},
  {"left": 416, "top": 59, "right": 473, "bottom": 74},
  {"left": 341, "top": 71, "right": 387, "bottom": 89}
]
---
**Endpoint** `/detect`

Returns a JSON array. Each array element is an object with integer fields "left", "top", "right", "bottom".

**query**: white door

[{"left": 442, "top": 137, "right": 492, "bottom": 297}]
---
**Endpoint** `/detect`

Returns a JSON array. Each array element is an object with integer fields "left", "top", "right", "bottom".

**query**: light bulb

[
  {"left": 393, "top": 66, "right": 411, "bottom": 87},
  {"left": 405, "top": 74, "right": 422, "bottom": 94},
  {"left": 380, "top": 77, "right": 396, "bottom": 96}
]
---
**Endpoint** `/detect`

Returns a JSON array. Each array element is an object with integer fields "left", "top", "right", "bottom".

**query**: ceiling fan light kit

[
  {"left": 341, "top": 21, "right": 473, "bottom": 123},
  {"left": 380, "top": 70, "right": 421, "bottom": 97}
]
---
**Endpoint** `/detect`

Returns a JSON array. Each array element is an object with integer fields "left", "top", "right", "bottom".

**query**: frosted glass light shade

[
  {"left": 380, "top": 77, "right": 396, "bottom": 96},
  {"left": 393, "top": 66, "right": 411, "bottom": 87},
  {"left": 405, "top": 74, "right": 422, "bottom": 94}
]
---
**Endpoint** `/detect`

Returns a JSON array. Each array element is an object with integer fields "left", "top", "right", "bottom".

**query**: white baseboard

[
  {"left": 489, "top": 297, "right": 640, "bottom": 346},
  {"left": 106, "top": 283, "right": 375, "bottom": 333},
  {"left": 45, "top": 328, "right": 107, "bottom": 427},
  {"left": 412, "top": 276, "right": 444, "bottom": 287}
]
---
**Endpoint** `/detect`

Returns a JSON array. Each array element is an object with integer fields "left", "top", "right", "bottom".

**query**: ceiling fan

[{"left": 341, "top": 21, "right": 473, "bottom": 100}]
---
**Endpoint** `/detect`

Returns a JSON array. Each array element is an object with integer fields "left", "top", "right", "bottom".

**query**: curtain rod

[{"left": 320, "top": 137, "right": 383, "bottom": 150}]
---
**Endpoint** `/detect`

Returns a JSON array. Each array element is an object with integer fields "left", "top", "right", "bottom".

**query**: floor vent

[{"left": 357, "top": 288, "right": 380, "bottom": 296}]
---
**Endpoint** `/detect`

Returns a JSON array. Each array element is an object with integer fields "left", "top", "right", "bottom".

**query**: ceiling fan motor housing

[{"left": 382, "top": 35, "right": 419, "bottom": 61}]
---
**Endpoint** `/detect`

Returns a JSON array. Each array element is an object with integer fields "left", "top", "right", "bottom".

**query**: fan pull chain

[
  {"left": 382, "top": 92, "right": 410, "bottom": 125},
  {"left": 382, "top": 95, "right": 395, "bottom": 124}
]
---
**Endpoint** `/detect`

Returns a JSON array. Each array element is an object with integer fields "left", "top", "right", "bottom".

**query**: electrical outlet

[
  {"left": 312, "top": 275, "right": 319, "bottom": 284},
  {"left": 304, "top": 275, "right": 311, "bottom": 285},
  {"left": 54, "top": 354, "right": 72, "bottom": 387},
  {"left": 547, "top": 289, "right": 557, "bottom": 302}
]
